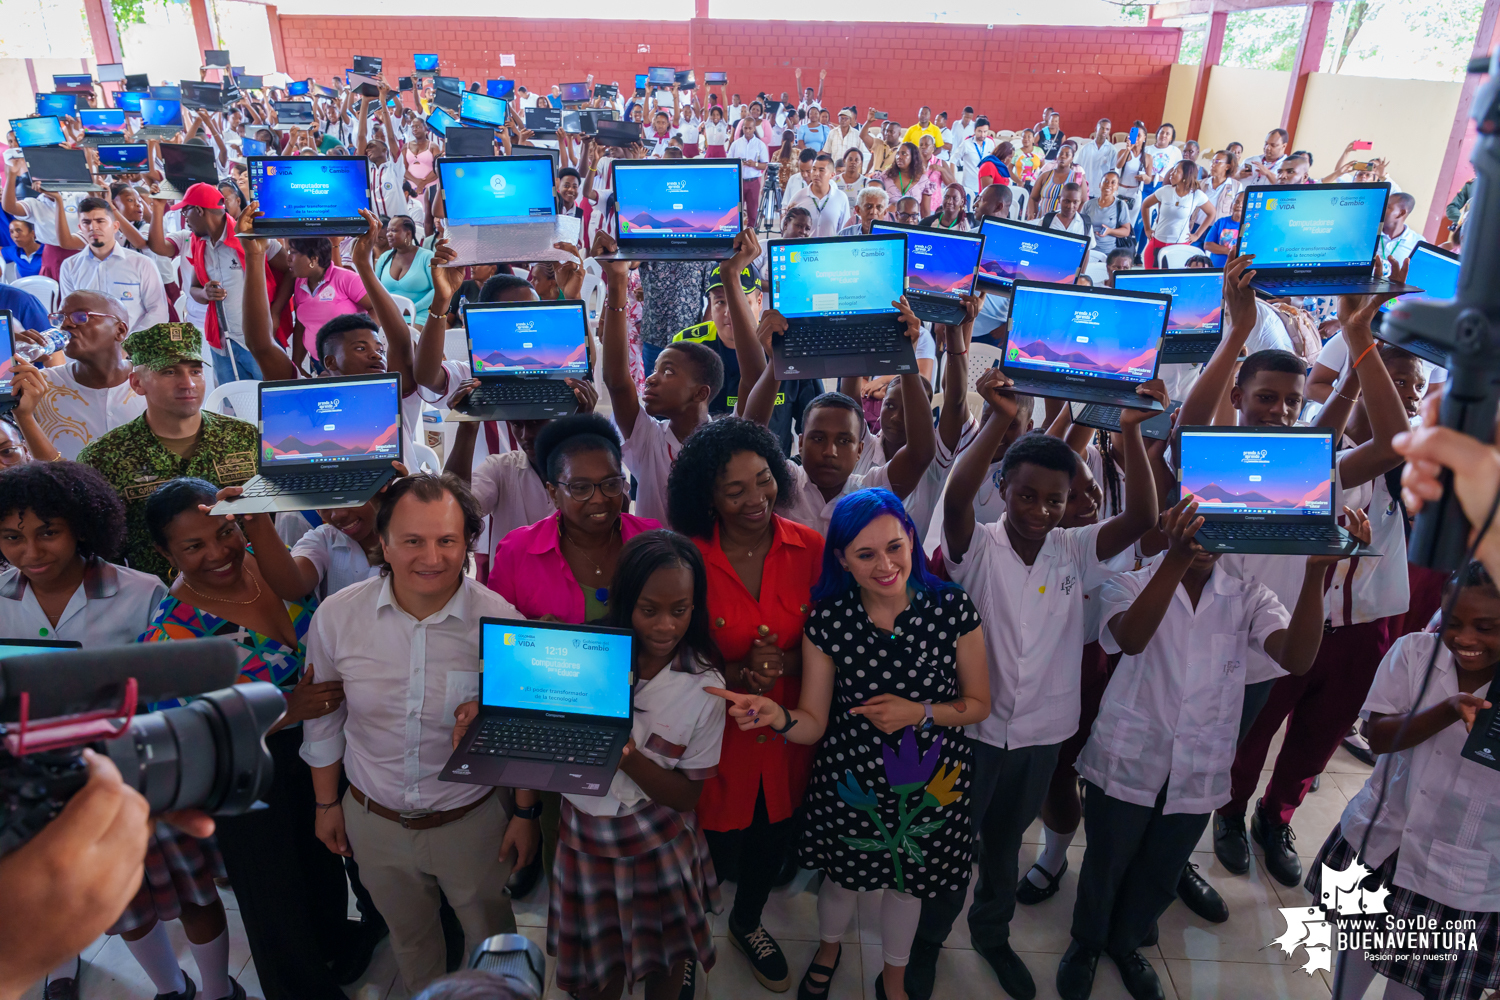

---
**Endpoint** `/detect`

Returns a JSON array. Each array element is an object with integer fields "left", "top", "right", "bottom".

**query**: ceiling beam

[{"left": 1150, "top": 0, "right": 1306, "bottom": 21}]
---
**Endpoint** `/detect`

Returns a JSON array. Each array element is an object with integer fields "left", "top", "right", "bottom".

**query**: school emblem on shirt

[{"left": 1059, "top": 575, "right": 1076, "bottom": 595}]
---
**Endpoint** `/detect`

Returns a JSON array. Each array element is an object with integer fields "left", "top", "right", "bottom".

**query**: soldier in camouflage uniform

[{"left": 79, "top": 321, "right": 258, "bottom": 582}]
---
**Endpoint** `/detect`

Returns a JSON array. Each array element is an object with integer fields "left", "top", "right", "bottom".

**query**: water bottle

[{"left": 15, "top": 328, "right": 69, "bottom": 363}]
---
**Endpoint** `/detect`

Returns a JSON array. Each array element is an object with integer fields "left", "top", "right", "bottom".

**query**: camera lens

[{"left": 103, "top": 682, "right": 283, "bottom": 815}]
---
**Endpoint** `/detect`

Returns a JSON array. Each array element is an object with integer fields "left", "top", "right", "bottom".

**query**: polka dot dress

[{"left": 797, "top": 584, "right": 980, "bottom": 898}]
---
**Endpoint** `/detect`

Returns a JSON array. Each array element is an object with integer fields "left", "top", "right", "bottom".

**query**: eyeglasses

[
  {"left": 555, "top": 476, "right": 628, "bottom": 502},
  {"left": 50, "top": 310, "right": 114, "bottom": 326},
  {"left": 0, "top": 444, "right": 28, "bottom": 465},
  {"left": 894, "top": 212, "right": 922, "bottom": 223}
]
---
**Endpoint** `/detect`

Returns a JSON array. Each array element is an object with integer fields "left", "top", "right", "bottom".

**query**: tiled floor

[{"left": 24, "top": 729, "right": 1397, "bottom": 1000}]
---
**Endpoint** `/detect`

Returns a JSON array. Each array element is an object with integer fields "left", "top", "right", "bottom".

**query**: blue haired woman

[{"left": 709, "top": 488, "right": 989, "bottom": 1000}]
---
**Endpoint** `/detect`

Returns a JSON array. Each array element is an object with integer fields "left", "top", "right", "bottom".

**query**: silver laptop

[
  {"left": 437, "top": 154, "right": 580, "bottom": 266},
  {"left": 134, "top": 98, "right": 184, "bottom": 140},
  {"left": 21, "top": 147, "right": 102, "bottom": 193},
  {"left": 453, "top": 300, "right": 589, "bottom": 421},
  {"left": 154, "top": 143, "right": 218, "bottom": 203}
]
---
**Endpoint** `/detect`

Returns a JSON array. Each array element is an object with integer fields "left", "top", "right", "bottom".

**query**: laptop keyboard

[
  {"left": 1273, "top": 275, "right": 1372, "bottom": 286},
  {"left": 237, "top": 468, "right": 386, "bottom": 498},
  {"left": 1161, "top": 339, "right": 1213, "bottom": 360},
  {"left": 784, "top": 325, "right": 904, "bottom": 358},
  {"left": 468, "top": 719, "right": 616, "bottom": 766},
  {"left": 468, "top": 382, "right": 574, "bottom": 405},
  {"left": 1019, "top": 382, "right": 1146, "bottom": 404},
  {"left": 1199, "top": 524, "right": 1345, "bottom": 542}
]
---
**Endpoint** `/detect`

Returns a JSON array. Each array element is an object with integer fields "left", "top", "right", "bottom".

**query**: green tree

[{"left": 1222, "top": 7, "right": 1305, "bottom": 71}]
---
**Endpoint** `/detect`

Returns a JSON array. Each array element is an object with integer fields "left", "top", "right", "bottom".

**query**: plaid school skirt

[
  {"left": 548, "top": 799, "right": 718, "bottom": 995},
  {"left": 1310, "top": 824, "right": 1500, "bottom": 1000},
  {"left": 108, "top": 823, "right": 226, "bottom": 935}
]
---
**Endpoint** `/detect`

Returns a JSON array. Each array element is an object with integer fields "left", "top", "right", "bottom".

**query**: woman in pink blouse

[{"left": 287, "top": 237, "right": 373, "bottom": 366}]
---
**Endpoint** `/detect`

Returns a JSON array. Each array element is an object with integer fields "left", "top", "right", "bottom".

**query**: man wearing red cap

[{"left": 145, "top": 183, "right": 289, "bottom": 386}]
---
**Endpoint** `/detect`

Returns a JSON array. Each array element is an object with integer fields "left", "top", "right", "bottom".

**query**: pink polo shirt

[
  {"left": 487, "top": 511, "right": 662, "bottom": 623},
  {"left": 294, "top": 265, "right": 368, "bottom": 356}
]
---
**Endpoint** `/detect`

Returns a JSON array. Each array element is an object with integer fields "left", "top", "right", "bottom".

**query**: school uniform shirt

[
  {"left": 1318, "top": 331, "right": 1446, "bottom": 387},
  {"left": 1078, "top": 561, "right": 1290, "bottom": 814},
  {"left": 784, "top": 186, "right": 850, "bottom": 238},
  {"left": 1338, "top": 632, "right": 1500, "bottom": 912},
  {"left": 301, "top": 574, "right": 520, "bottom": 812},
  {"left": 369, "top": 159, "right": 410, "bottom": 219},
  {"left": 290, "top": 523, "right": 380, "bottom": 597},
  {"left": 402, "top": 358, "right": 470, "bottom": 467},
  {"left": 471, "top": 449, "right": 554, "bottom": 562},
  {"left": 703, "top": 120, "right": 730, "bottom": 149},
  {"left": 30, "top": 361, "right": 147, "bottom": 461},
  {"left": 12, "top": 193, "right": 82, "bottom": 246},
  {"left": 945, "top": 519, "right": 1115, "bottom": 750},
  {"left": 565, "top": 651, "right": 726, "bottom": 818},
  {"left": 781, "top": 460, "right": 894, "bottom": 537},
  {"left": 728, "top": 135, "right": 769, "bottom": 179},
  {"left": 1328, "top": 448, "right": 1409, "bottom": 626},
  {"left": 617, "top": 415, "right": 689, "bottom": 526},
  {"left": 0, "top": 559, "right": 165, "bottom": 646},
  {"left": 59, "top": 243, "right": 169, "bottom": 333}
]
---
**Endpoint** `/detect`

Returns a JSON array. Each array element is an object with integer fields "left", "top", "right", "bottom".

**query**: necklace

[
  {"left": 562, "top": 522, "right": 618, "bottom": 580},
  {"left": 181, "top": 571, "right": 262, "bottom": 606}
]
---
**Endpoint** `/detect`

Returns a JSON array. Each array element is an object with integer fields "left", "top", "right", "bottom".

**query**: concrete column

[
  {"left": 1424, "top": 0, "right": 1500, "bottom": 239},
  {"left": 1187, "top": 7, "right": 1227, "bottom": 140},
  {"left": 1281, "top": 0, "right": 1332, "bottom": 145}
]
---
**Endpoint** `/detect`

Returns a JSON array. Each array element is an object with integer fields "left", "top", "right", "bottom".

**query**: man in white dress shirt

[
  {"left": 302, "top": 473, "right": 540, "bottom": 993},
  {"left": 59, "top": 198, "right": 167, "bottom": 334}
]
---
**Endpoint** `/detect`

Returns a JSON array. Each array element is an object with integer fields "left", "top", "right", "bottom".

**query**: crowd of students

[{"left": 0, "top": 61, "right": 1494, "bottom": 1000}]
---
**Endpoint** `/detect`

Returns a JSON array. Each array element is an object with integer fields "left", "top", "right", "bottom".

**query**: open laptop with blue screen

[
  {"left": 596, "top": 158, "right": 742, "bottom": 261},
  {"left": 1237, "top": 183, "right": 1419, "bottom": 297},
  {"left": 872, "top": 220, "right": 984, "bottom": 325},
  {"left": 1374, "top": 241, "right": 1459, "bottom": 367},
  {"left": 211, "top": 373, "right": 402, "bottom": 515},
  {"left": 1176, "top": 425, "right": 1377, "bottom": 555},
  {"left": 246, "top": 156, "right": 370, "bottom": 237},
  {"left": 426, "top": 106, "right": 457, "bottom": 137},
  {"left": 1000, "top": 281, "right": 1170, "bottom": 411},
  {"left": 115, "top": 91, "right": 146, "bottom": 113},
  {"left": 976, "top": 215, "right": 1089, "bottom": 292},
  {"left": 769, "top": 232, "right": 914, "bottom": 380},
  {"left": 1112, "top": 267, "right": 1225, "bottom": 363},
  {"left": 35, "top": 93, "right": 76, "bottom": 117},
  {"left": 437, "top": 154, "right": 578, "bottom": 265},
  {"left": 9, "top": 117, "right": 65, "bottom": 148},
  {"left": 0, "top": 314, "right": 16, "bottom": 415},
  {"left": 454, "top": 300, "right": 589, "bottom": 421},
  {"left": 136, "top": 98, "right": 183, "bottom": 139},
  {"left": 459, "top": 91, "right": 508, "bottom": 129},
  {"left": 414, "top": 53, "right": 438, "bottom": 75},
  {"left": 78, "top": 108, "right": 128, "bottom": 147},
  {"left": 96, "top": 144, "right": 150, "bottom": 175},
  {"left": 441, "top": 618, "right": 634, "bottom": 796}
]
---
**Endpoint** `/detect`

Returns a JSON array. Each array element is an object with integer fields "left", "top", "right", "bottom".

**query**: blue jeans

[{"left": 211, "top": 339, "right": 263, "bottom": 385}]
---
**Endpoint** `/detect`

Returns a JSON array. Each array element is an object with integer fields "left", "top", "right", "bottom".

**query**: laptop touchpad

[{"left": 502, "top": 762, "right": 555, "bottom": 787}]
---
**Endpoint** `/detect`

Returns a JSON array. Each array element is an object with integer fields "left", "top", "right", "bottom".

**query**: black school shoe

[
  {"left": 1177, "top": 862, "right": 1229, "bottom": 923},
  {"left": 1108, "top": 950, "right": 1164, "bottom": 1000},
  {"left": 332, "top": 916, "right": 389, "bottom": 985},
  {"left": 152, "top": 974, "right": 196, "bottom": 1000},
  {"left": 729, "top": 916, "right": 792, "bottom": 992},
  {"left": 1056, "top": 940, "right": 1100, "bottom": 1000},
  {"left": 1016, "top": 859, "right": 1069, "bottom": 905},
  {"left": 1213, "top": 812, "right": 1250, "bottom": 875},
  {"left": 1251, "top": 802, "right": 1302, "bottom": 887},
  {"left": 977, "top": 940, "right": 1036, "bottom": 1000},
  {"left": 903, "top": 939, "right": 942, "bottom": 1000},
  {"left": 506, "top": 854, "right": 544, "bottom": 900}
]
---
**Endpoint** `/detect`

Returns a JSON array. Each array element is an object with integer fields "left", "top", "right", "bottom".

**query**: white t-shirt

[
  {"left": 14, "top": 193, "right": 83, "bottom": 247},
  {"left": 1145, "top": 143, "right": 1182, "bottom": 179},
  {"left": 470, "top": 449, "right": 554, "bottom": 561},
  {"left": 34, "top": 362, "right": 147, "bottom": 461},
  {"left": 1150, "top": 186, "right": 1210, "bottom": 244},
  {"left": 290, "top": 523, "right": 380, "bottom": 597},
  {"left": 617, "top": 414, "right": 684, "bottom": 526},
  {"left": 703, "top": 120, "right": 729, "bottom": 147},
  {"left": 784, "top": 186, "right": 850, "bottom": 238}
]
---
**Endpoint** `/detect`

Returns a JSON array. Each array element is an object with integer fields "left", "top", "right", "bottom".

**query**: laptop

[
  {"left": 440, "top": 617, "right": 634, "bottom": 797},
  {"left": 580, "top": 108, "right": 616, "bottom": 136},
  {"left": 432, "top": 87, "right": 462, "bottom": 114},
  {"left": 1237, "top": 183, "right": 1419, "bottom": 297},
  {"left": 459, "top": 91, "right": 508, "bottom": 130},
  {"left": 22, "top": 147, "right": 103, "bottom": 193},
  {"left": 434, "top": 75, "right": 464, "bottom": 95},
  {"left": 871, "top": 221, "right": 984, "bottom": 325},
  {"left": 246, "top": 156, "right": 371, "bottom": 237},
  {"left": 768, "top": 232, "right": 915, "bottom": 380},
  {"left": 414, "top": 53, "right": 439, "bottom": 76},
  {"left": 211, "top": 374, "right": 403, "bottom": 516},
  {"left": 524, "top": 106, "right": 561, "bottom": 138},
  {"left": 203, "top": 49, "right": 231, "bottom": 69},
  {"left": 156, "top": 143, "right": 218, "bottom": 202},
  {"left": 1071, "top": 399, "right": 1180, "bottom": 439},
  {"left": 52, "top": 74, "right": 94, "bottom": 96},
  {"left": 270, "top": 100, "right": 315, "bottom": 130},
  {"left": 594, "top": 119, "right": 643, "bottom": 149},
  {"left": 179, "top": 80, "right": 226, "bottom": 112},
  {"left": 558, "top": 82, "right": 591, "bottom": 106},
  {"left": 1374, "top": 241, "right": 1460, "bottom": 366},
  {"left": 1112, "top": 268, "right": 1225, "bottom": 364},
  {"left": 647, "top": 66, "right": 675, "bottom": 87},
  {"left": 352, "top": 55, "right": 382, "bottom": 75},
  {"left": 595, "top": 159, "right": 742, "bottom": 261},
  {"left": 487, "top": 79, "right": 515, "bottom": 100},
  {"left": 35, "top": 93, "right": 77, "bottom": 118},
  {"left": 444, "top": 126, "right": 496, "bottom": 157},
  {"left": 9, "top": 116, "right": 66, "bottom": 148},
  {"left": 999, "top": 281, "right": 1169, "bottom": 411},
  {"left": 975, "top": 215, "right": 1090, "bottom": 292},
  {"left": 95, "top": 143, "right": 150, "bottom": 175},
  {"left": 1176, "top": 425, "right": 1379, "bottom": 555},
  {"left": 78, "top": 108, "right": 128, "bottom": 147},
  {"left": 0, "top": 315, "right": 16, "bottom": 416},
  {"left": 437, "top": 155, "right": 579, "bottom": 265},
  {"left": 115, "top": 91, "right": 146, "bottom": 113},
  {"left": 136, "top": 98, "right": 184, "bottom": 139},
  {"left": 97, "top": 63, "right": 125, "bottom": 84},
  {"left": 425, "top": 107, "right": 458, "bottom": 138},
  {"left": 454, "top": 300, "right": 589, "bottom": 420}
]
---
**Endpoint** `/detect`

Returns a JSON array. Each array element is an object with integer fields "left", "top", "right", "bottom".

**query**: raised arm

[
  {"left": 936, "top": 293, "right": 980, "bottom": 453},
  {"left": 414, "top": 238, "right": 462, "bottom": 392},
  {"left": 592, "top": 230, "right": 641, "bottom": 437},
  {"left": 943, "top": 366, "right": 1021, "bottom": 564},
  {"left": 720, "top": 230, "right": 767, "bottom": 412},
  {"left": 1107, "top": 498, "right": 1201, "bottom": 655},
  {"left": 235, "top": 205, "right": 299, "bottom": 381},
  {"left": 1179, "top": 251, "right": 1257, "bottom": 427},
  {"left": 1094, "top": 379, "right": 1166, "bottom": 559},
  {"left": 144, "top": 197, "right": 180, "bottom": 259},
  {"left": 50, "top": 194, "right": 85, "bottom": 251},
  {"left": 1333, "top": 257, "right": 1414, "bottom": 490},
  {"left": 880, "top": 299, "right": 936, "bottom": 499},
  {"left": 743, "top": 309, "right": 788, "bottom": 427},
  {"left": 348, "top": 209, "right": 417, "bottom": 396}
]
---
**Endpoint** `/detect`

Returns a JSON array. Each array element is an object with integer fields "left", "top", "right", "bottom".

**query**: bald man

[{"left": 10, "top": 290, "right": 146, "bottom": 461}]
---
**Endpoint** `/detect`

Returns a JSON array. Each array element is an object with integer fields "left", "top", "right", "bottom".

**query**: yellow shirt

[{"left": 902, "top": 123, "right": 945, "bottom": 149}]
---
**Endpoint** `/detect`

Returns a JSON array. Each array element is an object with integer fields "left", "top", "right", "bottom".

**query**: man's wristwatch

[{"left": 512, "top": 802, "right": 544, "bottom": 821}]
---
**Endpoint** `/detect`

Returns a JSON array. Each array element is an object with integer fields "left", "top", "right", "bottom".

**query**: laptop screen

[
  {"left": 36, "top": 93, "right": 77, "bottom": 117},
  {"left": 872, "top": 223, "right": 981, "bottom": 301},
  {"left": 525, "top": 107, "right": 562, "bottom": 132},
  {"left": 270, "top": 101, "right": 313, "bottom": 124},
  {"left": 426, "top": 107, "right": 457, "bottom": 137},
  {"left": 1006, "top": 284, "right": 1167, "bottom": 384},
  {"left": 1383, "top": 242, "right": 1459, "bottom": 314},
  {"left": 1179, "top": 430, "right": 1334, "bottom": 518},
  {"left": 460, "top": 91, "right": 508, "bottom": 128},
  {"left": 0, "top": 320, "right": 14, "bottom": 387},
  {"left": 79, "top": 108, "right": 127, "bottom": 134},
  {"left": 0, "top": 639, "right": 82, "bottom": 656},
  {"left": 1237, "top": 185, "right": 1386, "bottom": 270},
  {"left": 140, "top": 98, "right": 183, "bottom": 127},
  {"left": 250, "top": 157, "right": 370, "bottom": 225},
  {"left": 116, "top": 91, "right": 146, "bottom": 113},
  {"left": 440, "top": 157, "right": 555, "bottom": 225},
  {"left": 150, "top": 85, "right": 182, "bottom": 100},
  {"left": 615, "top": 162, "right": 742, "bottom": 241},
  {"left": 769, "top": 237, "right": 905, "bottom": 319},
  {"left": 481, "top": 620, "right": 632, "bottom": 720},
  {"left": 487, "top": 79, "right": 515, "bottom": 99},
  {"left": 10, "top": 117, "right": 65, "bottom": 147},
  {"left": 1112, "top": 270, "right": 1224, "bottom": 335},
  {"left": 415, "top": 53, "right": 439, "bottom": 73},
  {"left": 24, "top": 147, "right": 91, "bottom": 184},
  {"left": 977, "top": 217, "right": 1088, "bottom": 287},
  {"left": 160, "top": 143, "right": 219, "bottom": 189},
  {"left": 96, "top": 143, "right": 150, "bottom": 173},
  {"left": 560, "top": 82, "right": 590, "bottom": 103},
  {"left": 466, "top": 303, "right": 588, "bottom": 378},
  {"left": 259, "top": 378, "right": 401, "bottom": 467}
]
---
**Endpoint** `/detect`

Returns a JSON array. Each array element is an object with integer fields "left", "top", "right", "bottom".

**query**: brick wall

[{"left": 276, "top": 16, "right": 1180, "bottom": 130}]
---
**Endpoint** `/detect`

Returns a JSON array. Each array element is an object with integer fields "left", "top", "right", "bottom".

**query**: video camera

[{"left": 0, "top": 640, "right": 283, "bottom": 857}]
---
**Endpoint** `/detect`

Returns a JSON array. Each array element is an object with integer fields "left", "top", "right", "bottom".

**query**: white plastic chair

[
  {"left": 1084, "top": 258, "right": 1110, "bottom": 285},
  {"left": 409, "top": 440, "right": 442, "bottom": 474},
  {"left": 443, "top": 328, "right": 470, "bottom": 364},
  {"left": 966, "top": 343, "right": 1007, "bottom": 394},
  {"left": 388, "top": 293, "right": 417, "bottom": 325},
  {"left": 580, "top": 271, "right": 605, "bottom": 324},
  {"left": 203, "top": 379, "right": 261, "bottom": 420},
  {"left": 12, "top": 275, "right": 59, "bottom": 313},
  {"left": 1157, "top": 243, "right": 1204, "bottom": 269}
]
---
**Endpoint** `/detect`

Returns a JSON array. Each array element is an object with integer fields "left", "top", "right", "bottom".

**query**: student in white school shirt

[
  {"left": 783, "top": 153, "right": 850, "bottom": 237},
  {"left": 1057, "top": 498, "right": 1355, "bottom": 1000},
  {"left": 2, "top": 157, "right": 83, "bottom": 277},
  {"left": 8, "top": 291, "right": 146, "bottom": 462},
  {"left": 906, "top": 367, "right": 1165, "bottom": 1000},
  {"left": 594, "top": 230, "right": 724, "bottom": 525}
]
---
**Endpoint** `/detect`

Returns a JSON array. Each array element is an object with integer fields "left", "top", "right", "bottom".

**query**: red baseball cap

[{"left": 170, "top": 182, "right": 225, "bottom": 212}]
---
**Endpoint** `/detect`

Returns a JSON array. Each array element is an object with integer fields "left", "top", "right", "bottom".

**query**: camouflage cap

[{"left": 123, "top": 322, "right": 205, "bottom": 371}]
